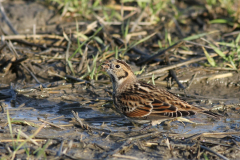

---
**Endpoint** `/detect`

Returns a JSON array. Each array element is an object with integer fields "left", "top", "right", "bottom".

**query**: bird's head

[{"left": 101, "top": 59, "right": 136, "bottom": 91}]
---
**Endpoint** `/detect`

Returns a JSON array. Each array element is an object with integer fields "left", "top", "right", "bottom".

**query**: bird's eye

[{"left": 116, "top": 65, "right": 120, "bottom": 68}]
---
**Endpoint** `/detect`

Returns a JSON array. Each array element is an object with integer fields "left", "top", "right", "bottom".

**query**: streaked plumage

[{"left": 102, "top": 59, "right": 221, "bottom": 126}]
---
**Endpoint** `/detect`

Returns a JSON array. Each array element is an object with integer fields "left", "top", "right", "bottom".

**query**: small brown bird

[{"left": 102, "top": 59, "right": 221, "bottom": 126}]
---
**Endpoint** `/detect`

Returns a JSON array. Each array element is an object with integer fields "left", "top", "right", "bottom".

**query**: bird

[{"left": 101, "top": 59, "right": 222, "bottom": 126}]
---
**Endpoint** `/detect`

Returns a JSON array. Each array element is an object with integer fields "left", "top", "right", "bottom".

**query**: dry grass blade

[
  {"left": 130, "top": 7, "right": 147, "bottom": 32},
  {"left": 117, "top": 131, "right": 162, "bottom": 142},
  {"left": 207, "top": 73, "right": 233, "bottom": 81},
  {"left": 71, "top": 110, "right": 91, "bottom": 131},
  {"left": 38, "top": 118, "right": 65, "bottom": 130},
  {"left": 0, "top": 42, "right": 7, "bottom": 53},
  {"left": 16, "top": 129, "right": 39, "bottom": 146},
  {"left": 112, "top": 154, "right": 138, "bottom": 160},
  {"left": 103, "top": 138, "right": 132, "bottom": 158},
  {"left": 10, "top": 124, "right": 45, "bottom": 160},
  {"left": 180, "top": 72, "right": 233, "bottom": 83},
  {"left": 0, "top": 139, "right": 46, "bottom": 143},
  {"left": 3, "top": 56, "right": 16, "bottom": 77},
  {"left": 64, "top": 32, "right": 74, "bottom": 75},
  {"left": 187, "top": 132, "right": 240, "bottom": 140},
  {"left": 145, "top": 52, "right": 228, "bottom": 76},
  {"left": 78, "top": 45, "right": 88, "bottom": 72},
  {"left": 0, "top": 34, "right": 64, "bottom": 40}
]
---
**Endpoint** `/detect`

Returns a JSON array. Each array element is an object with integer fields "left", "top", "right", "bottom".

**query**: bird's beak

[{"left": 101, "top": 61, "right": 110, "bottom": 70}]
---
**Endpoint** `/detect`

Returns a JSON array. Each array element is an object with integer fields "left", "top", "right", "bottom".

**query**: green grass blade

[
  {"left": 209, "top": 19, "right": 229, "bottom": 24},
  {"left": 209, "top": 44, "right": 227, "bottom": 60},
  {"left": 217, "top": 42, "right": 235, "bottom": 47},
  {"left": 203, "top": 153, "right": 209, "bottom": 160},
  {"left": 237, "top": 47, "right": 240, "bottom": 60},
  {"left": 36, "top": 139, "right": 52, "bottom": 159},
  {"left": 7, "top": 110, "right": 16, "bottom": 149},
  {"left": 236, "top": 33, "right": 240, "bottom": 45},
  {"left": 69, "top": 27, "right": 103, "bottom": 60},
  {"left": 202, "top": 46, "right": 216, "bottom": 66},
  {"left": 152, "top": 74, "right": 155, "bottom": 85},
  {"left": 229, "top": 56, "right": 237, "bottom": 70},
  {"left": 131, "top": 32, "right": 157, "bottom": 48},
  {"left": 184, "top": 30, "right": 219, "bottom": 41}
]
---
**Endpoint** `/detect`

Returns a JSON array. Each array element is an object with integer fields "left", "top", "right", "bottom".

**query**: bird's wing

[
  {"left": 115, "top": 91, "right": 190, "bottom": 118},
  {"left": 116, "top": 88, "right": 199, "bottom": 118},
  {"left": 116, "top": 93, "right": 154, "bottom": 117},
  {"left": 151, "top": 89, "right": 199, "bottom": 117}
]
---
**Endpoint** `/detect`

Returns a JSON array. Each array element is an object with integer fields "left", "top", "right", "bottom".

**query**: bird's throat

[{"left": 116, "top": 75, "right": 137, "bottom": 93}]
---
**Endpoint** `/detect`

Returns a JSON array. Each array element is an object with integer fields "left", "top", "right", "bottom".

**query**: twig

[
  {"left": 165, "top": 55, "right": 185, "bottom": 89},
  {"left": 0, "top": 102, "right": 6, "bottom": 113},
  {"left": 137, "top": 41, "right": 184, "bottom": 65},
  {"left": 6, "top": 41, "right": 45, "bottom": 86},
  {"left": 65, "top": 75, "right": 90, "bottom": 84},
  {"left": 112, "top": 37, "right": 163, "bottom": 63},
  {"left": 185, "top": 73, "right": 198, "bottom": 90},
  {"left": 57, "top": 140, "right": 64, "bottom": 156},
  {"left": 173, "top": 18, "right": 184, "bottom": 38},
  {"left": 0, "top": 42, "right": 7, "bottom": 53},
  {"left": 200, "top": 145, "right": 229, "bottom": 160},
  {"left": 146, "top": 141, "right": 195, "bottom": 149},
  {"left": 231, "top": 139, "right": 240, "bottom": 149},
  {"left": 0, "top": 2, "right": 18, "bottom": 34},
  {"left": 3, "top": 46, "right": 16, "bottom": 77},
  {"left": 10, "top": 83, "right": 17, "bottom": 107},
  {"left": 169, "top": 70, "right": 185, "bottom": 89}
]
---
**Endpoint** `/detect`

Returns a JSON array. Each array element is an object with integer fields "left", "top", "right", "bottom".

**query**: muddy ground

[{"left": 0, "top": 0, "right": 240, "bottom": 159}]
